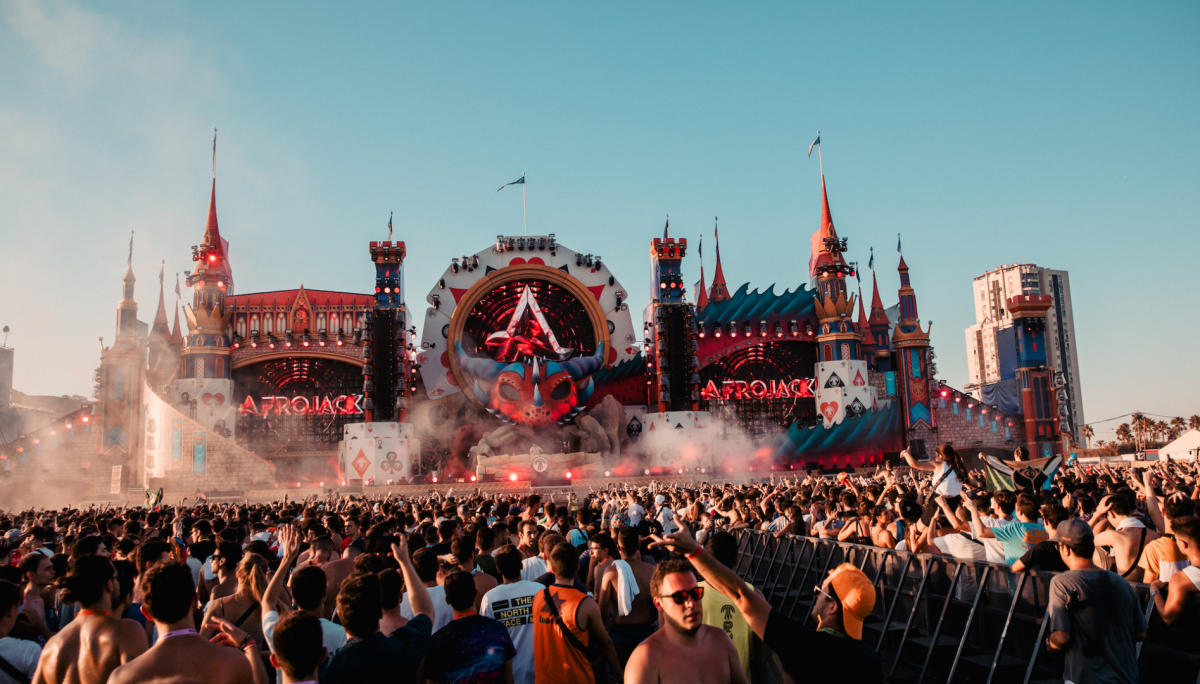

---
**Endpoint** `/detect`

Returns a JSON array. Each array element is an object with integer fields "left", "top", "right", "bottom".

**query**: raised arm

[
  {"left": 1142, "top": 470, "right": 1165, "bottom": 534},
  {"left": 262, "top": 524, "right": 300, "bottom": 614},
  {"left": 901, "top": 449, "right": 934, "bottom": 472},
  {"left": 962, "top": 495, "right": 992, "bottom": 538},
  {"left": 392, "top": 535, "right": 433, "bottom": 620},
  {"left": 650, "top": 527, "right": 771, "bottom": 639}
]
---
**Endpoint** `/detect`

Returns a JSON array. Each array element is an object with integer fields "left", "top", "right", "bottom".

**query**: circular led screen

[{"left": 447, "top": 264, "right": 610, "bottom": 426}]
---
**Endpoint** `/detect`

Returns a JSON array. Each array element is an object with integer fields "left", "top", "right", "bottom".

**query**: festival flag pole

[
  {"left": 387, "top": 211, "right": 393, "bottom": 242},
  {"left": 807, "top": 130, "right": 823, "bottom": 179},
  {"left": 497, "top": 173, "right": 527, "bottom": 235}
]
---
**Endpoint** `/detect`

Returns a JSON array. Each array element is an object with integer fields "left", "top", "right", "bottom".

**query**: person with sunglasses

[
  {"left": 624, "top": 558, "right": 746, "bottom": 684},
  {"left": 650, "top": 526, "right": 882, "bottom": 684}
]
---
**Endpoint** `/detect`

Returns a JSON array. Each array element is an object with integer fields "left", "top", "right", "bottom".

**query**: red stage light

[
  {"left": 508, "top": 473, "right": 518, "bottom": 482},
  {"left": 375, "top": 286, "right": 382, "bottom": 293},
  {"left": 268, "top": 343, "right": 275, "bottom": 349},
  {"left": 470, "top": 475, "right": 477, "bottom": 482},
  {"left": 939, "top": 389, "right": 949, "bottom": 397},
  {"left": 208, "top": 254, "right": 217, "bottom": 263},
  {"left": 81, "top": 415, "right": 89, "bottom": 423},
  {"left": 432, "top": 475, "right": 438, "bottom": 483},
  {"left": 565, "top": 471, "right": 572, "bottom": 479},
  {"left": 336, "top": 340, "right": 343, "bottom": 346}
]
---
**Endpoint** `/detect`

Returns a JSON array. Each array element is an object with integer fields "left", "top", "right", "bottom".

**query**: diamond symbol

[{"left": 352, "top": 449, "right": 371, "bottom": 478}]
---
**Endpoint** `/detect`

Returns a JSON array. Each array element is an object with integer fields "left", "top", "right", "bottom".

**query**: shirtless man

[
  {"left": 598, "top": 527, "right": 656, "bottom": 665},
  {"left": 108, "top": 562, "right": 262, "bottom": 684},
  {"left": 320, "top": 539, "right": 360, "bottom": 618},
  {"left": 624, "top": 559, "right": 746, "bottom": 684},
  {"left": 33, "top": 555, "right": 147, "bottom": 684},
  {"left": 1092, "top": 494, "right": 1159, "bottom": 581},
  {"left": 444, "top": 536, "right": 497, "bottom": 611}
]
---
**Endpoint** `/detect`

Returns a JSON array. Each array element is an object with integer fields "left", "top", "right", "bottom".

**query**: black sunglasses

[{"left": 658, "top": 587, "right": 704, "bottom": 605}]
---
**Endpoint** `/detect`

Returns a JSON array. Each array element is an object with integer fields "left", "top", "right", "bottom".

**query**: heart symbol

[
  {"left": 820, "top": 402, "right": 839, "bottom": 422},
  {"left": 507, "top": 257, "right": 545, "bottom": 266}
]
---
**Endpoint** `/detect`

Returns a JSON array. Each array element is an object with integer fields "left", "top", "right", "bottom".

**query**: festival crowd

[{"left": 0, "top": 444, "right": 1195, "bottom": 683}]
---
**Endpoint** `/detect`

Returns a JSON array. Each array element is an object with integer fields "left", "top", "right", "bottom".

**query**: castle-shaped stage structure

[{"left": 0, "top": 156, "right": 1066, "bottom": 498}]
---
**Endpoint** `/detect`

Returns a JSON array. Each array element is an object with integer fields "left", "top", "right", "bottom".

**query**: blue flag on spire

[
  {"left": 897, "top": 233, "right": 902, "bottom": 253},
  {"left": 868, "top": 246, "right": 875, "bottom": 271},
  {"left": 496, "top": 175, "right": 525, "bottom": 192}
]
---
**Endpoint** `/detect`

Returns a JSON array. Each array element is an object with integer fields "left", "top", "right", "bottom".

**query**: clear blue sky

[{"left": 2, "top": 0, "right": 1197, "bottom": 441}]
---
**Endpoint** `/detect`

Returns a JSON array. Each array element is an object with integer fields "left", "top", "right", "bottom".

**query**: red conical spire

[
  {"left": 868, "top": 270, "right": 889, "bottom": 326},
  {"left": 810, "top": 175, "right": 848, "bottom": 275},
  {"left": 151, "top": 264, "right": 170, "bottom": 338},
  {"left": 696, "top": 249, "right": 709, "bottom": 310},
  {"left": 203, "top": 179, "right": 220, "bottom": 246},
  {"left": 856, "top": 284, "right": 869, "bottom": 332},
  {"left": 195, "top": 178, "right": 231, "bottom": 282},
  {"left": 169, "top": 303, "right": 184, "bottom": 346},
  {"left": 708, "top": 218, "right": 730, "bottom": 303}
]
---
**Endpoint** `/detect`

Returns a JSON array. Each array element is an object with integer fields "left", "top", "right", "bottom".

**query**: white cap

[{"left": 654, "top": 494, "right": 665, "bottom": 506}]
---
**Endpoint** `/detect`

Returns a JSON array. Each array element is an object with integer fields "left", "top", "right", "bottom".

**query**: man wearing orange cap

[{"left": 651, "top": 526, "right": 882, "bottom": 683}]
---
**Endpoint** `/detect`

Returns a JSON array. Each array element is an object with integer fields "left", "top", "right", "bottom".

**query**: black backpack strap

[
  {"left": 0, "top": 653, "right": 30, "bottom": 684},
  {"left": 542, "top": 586, "right": 590, "bottom": 655},
  {"left": 1121, "top": 527, "right": 1149, "bottom": 578},
  {"left": 231, "top": 601, "right": 259, "bottom": 628}
]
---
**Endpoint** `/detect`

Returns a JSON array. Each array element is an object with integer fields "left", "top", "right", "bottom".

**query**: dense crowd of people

[{"left": 0, "top": 444, "right": 1194, "bottom": 683}]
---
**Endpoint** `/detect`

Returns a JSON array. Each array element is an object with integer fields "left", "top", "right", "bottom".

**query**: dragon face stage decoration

[{"left": 457, "top": 340, "right": 605, "bottom": 426}]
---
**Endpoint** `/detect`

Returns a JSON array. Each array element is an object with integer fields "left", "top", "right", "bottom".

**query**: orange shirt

[{"left": 533, "top": 584, "right": 594, "bottom": 684}]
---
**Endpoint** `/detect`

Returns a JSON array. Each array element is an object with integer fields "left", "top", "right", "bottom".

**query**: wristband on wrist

[{"left": 685, "top": 549, "right": 701, "bottom": 560}]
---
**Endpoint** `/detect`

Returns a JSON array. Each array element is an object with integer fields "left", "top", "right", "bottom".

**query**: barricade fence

[{"left": 733, "top": 530, "right": 1200, "bottom": 684}]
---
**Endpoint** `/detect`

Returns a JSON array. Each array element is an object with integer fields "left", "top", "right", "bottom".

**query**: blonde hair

[{"left": 236, "top": 553, "right": 269, "bottom": 604}]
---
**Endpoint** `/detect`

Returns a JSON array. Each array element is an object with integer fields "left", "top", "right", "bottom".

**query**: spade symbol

[
  {"left": 674, "top": 423, "right": 684, "bottom": 429},
  {"left": 824, "top": 373, "right": 844, "bottom": 388},
  {"left": 847, "top": 398, "right": 866, "bottom": 417}
]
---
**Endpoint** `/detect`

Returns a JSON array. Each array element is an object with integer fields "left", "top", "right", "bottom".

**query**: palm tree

[
  {"left": 1081, "top": 424, "right": 1095, "bottom": 447},
  {"left": 1116, "top": 423, "right": 1133, "bottom": 445},
  {"left": 1189, "top": 414, "right": 1200, "bottom": 432},
  {"left": 1170, "top": 417, "right": 1185, "bottom": 440}
]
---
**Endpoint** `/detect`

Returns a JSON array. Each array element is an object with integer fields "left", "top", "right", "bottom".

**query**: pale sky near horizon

[{"left": 1, "top": 0, "right": 1197, "bottom": 441}]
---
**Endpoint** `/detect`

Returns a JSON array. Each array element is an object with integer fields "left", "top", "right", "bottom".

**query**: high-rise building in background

[{"left": 965, "top": 264, "right": 1083, "bottom": 444}]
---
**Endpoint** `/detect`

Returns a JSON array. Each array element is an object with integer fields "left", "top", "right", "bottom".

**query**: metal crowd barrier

[{"left": 733, "top": 530, "right": 1200, "bottom": 684}]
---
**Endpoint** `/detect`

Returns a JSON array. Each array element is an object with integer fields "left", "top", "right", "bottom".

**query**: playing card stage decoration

[
  {"left": 815, "top": 360, "right": 871, "bottom": 428},
  {"left": 640, "top": 410, "right": 714, "bottom": 471},
  {"left": 339, "top": 422, "right": 419, "bottom": 483}
]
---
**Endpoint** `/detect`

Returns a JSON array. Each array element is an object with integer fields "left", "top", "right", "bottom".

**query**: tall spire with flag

[
  {"left": 169, "top": 273, "right": 184, "bottom": 347},
  {"left": 695, "top": 234, "right": 708, "bottom": 310},
  {"left": 808, "top": 174, "right": 847, "bottom": 280},
  {"left": 151, "top": 260, "right": 170, "bottom": 338},
  {"left": 387, "top": 211, "right": 393, "bottom": 242},
  {"left": 708, "top": 217, "right": 730, "bottom": 303}
]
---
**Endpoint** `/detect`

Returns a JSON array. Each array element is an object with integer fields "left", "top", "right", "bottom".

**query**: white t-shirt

[
  {"left": 626, "top": 503, "right": 645, "bottom": 526},
  {"left": 479, "top": 580, "right": 544, "bottom": 684},
  {"left": 0, "top": 636, "right": 40, "bottom": 684},
  {"left": 933, "top": 462, "right": 962, "bottom": 497},
  {"left": 399, "top": 584, "right": 453, "bottom": 632},
  {"left": 656, "top": 507, "right": 678, "bottom": 535},
  {"left": 520, "top": 555, "right": 548, "bottom": 582},
  {"left": 262, "top": 609, "right": 346, "bottom": 656},
  {"left": 933, "top": 533, "right": 989, "bottom": 562}
]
